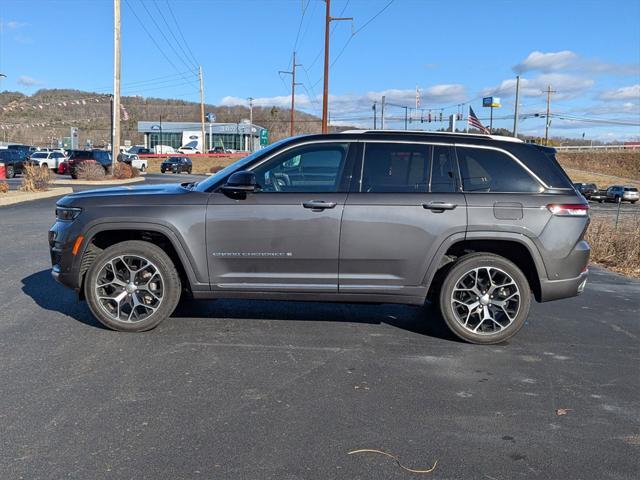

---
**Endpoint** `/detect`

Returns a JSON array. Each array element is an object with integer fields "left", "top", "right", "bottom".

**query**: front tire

[
  {"left": 84, "top": 240, "right": 181, "bottom": 332},
  {"left": 6, "top": 165, "right": 15, "bottom": 178},
  {"left": 438, "top": 253, "right": 531, "bottom": 344}
]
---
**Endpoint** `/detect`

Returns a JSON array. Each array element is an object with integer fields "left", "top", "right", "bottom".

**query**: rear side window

[
  {"left": 361, "top": 143, "right": 429, "bottom": 193},
  {"left": 457, "top": 147, "right": 542, "bottom": 193}
]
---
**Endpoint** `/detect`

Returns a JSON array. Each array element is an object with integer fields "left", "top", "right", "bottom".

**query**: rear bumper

[{"left": 539, "top": 270, "right": 588, "bottom": 302}]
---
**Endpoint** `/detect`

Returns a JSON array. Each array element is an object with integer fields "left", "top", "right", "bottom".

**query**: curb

[
  {"left": 51, "top": 177, "right": 145, "bottom": 186},
  {"left": 0, "top": 187, "right": 74, "bottom": 207}
]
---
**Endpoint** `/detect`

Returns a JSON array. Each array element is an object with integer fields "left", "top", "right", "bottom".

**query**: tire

[
  {"left": 438, "top": 253, "right": 531, "bottom": 345},
  {"left": 160, "top": 168, "right": 165, "bottom": 174},
  {"left": 6, "top": 165, "right": 15, "bottom": 178},
  {"left": 140, "top": 164, "right": 146, "bottom": 172},
  {"left": 84, "top": 240, "right": 181, "bottom": 332},
  {"left": 41, "top": 163, "right": 48, "bottom": 169}
]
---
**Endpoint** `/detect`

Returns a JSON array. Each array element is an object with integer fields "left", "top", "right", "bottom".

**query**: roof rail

[{"left": 340, "top": 129, "right": 523, "bottom": 143}]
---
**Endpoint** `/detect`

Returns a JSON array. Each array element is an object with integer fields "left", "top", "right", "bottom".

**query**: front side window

[
  {"left": 361, "top": 143, "right": 429, "bottom": 193},
  {"left": 457, "top": 147, "right": 542, "bottom": 193},
  {"left": 251, "top": 143, "right": 349, "bottom": 193}
]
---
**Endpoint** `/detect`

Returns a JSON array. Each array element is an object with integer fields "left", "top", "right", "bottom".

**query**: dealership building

[{"left": 137, "top": 121, "right": 266, "bottom": 152}]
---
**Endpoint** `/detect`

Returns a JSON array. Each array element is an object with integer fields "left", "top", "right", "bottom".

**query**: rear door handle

[
  {"left": 422, "top": 201, "right": 457, "bottom": 211},
  {"left": 303, "top": 200, "right": 337, "bottom": 210}
]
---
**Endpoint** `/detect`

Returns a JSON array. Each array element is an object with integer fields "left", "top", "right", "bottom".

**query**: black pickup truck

[{"left": 573, "top": 182, "right": 607, "bottom": 202}]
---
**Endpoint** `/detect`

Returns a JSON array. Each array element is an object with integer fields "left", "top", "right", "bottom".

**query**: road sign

[
  {"left": 483, "top": 96, "right": 501, "bottom": 108},
  {"left": 260, "top": 129, "right": 269, "bottom": 146},
  {"left": 206, "top": 112, "right": 216, "bottom": 123}
]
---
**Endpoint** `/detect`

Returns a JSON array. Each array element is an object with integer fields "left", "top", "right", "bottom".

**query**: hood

[{"left": 57, "top": 183, "right": 192, "bottom": 207}]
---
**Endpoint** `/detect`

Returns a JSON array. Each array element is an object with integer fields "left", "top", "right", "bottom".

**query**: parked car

[
  {"left": 160, "top": 156, "right": 192, "bottom": 174},
  {"left": 573, "top": 182, "right": 598, "bottom": 200},
  {"left": 0, "top": 149, "right": 28, "bottom": 178},
  {"left": 120, "top": 153, "right": 147, "bottom": 172},
  {"left": 127, "top": 146, "right": 152, "bottom": 155},
  {"left": 208, "top": 147, "right": 225, "bottom": 154},
  {"left": 606, "top": 185, "right": 639, "bottom": 204},
  {"left": 49, "top": 131, "right": 590, "bottom": 343},
  {"left": 67, "top": 150, "right": 113, "bottom": 179},
  {"left": 29, "top": 151, "right": 68, "bottom": 171},
  {"left": 177, "top": 146, "right": 201, "bottom": 155}
]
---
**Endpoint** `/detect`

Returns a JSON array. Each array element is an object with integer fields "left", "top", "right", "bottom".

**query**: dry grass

[
  {"left": 20, "top": 164, "right": 51, "bottom": 192},
  {"left": 147, "top": 155, "right": 242, "bottom": 175},
  {"left": 77, "top": 162, "right": 106, "bottom": 180},
  {"left": 565, "top": 168, "right": 640, "bottom": 190},
  {"left": 557, "top": 151, "right": 640, "bottom": 180},
  {"left": 586, "top": 216, "right": 640, "bottom": 278},
  {"left": 0, "top": 181, "right": 9, "bottom": 194}
]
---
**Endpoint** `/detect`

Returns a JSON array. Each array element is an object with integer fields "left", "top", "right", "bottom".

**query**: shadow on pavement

[
  {"left": 22, "top": 269, "right": 459, "bottom": 341},
  {"left": 21, "top": 269, "right": 107, "bottom": 329}
]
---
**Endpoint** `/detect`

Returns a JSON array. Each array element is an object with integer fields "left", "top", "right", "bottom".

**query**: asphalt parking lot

[{"left": 1, "top": 177, "right": 639, "bottom": 480}]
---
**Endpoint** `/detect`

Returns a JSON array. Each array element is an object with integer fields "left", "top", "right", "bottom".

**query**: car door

[
  {"left": 339, "top": 142, "right": 467, "bottom": 297},
  {"left": 206, "top": 141, "right": 355, "bottom": 293}
]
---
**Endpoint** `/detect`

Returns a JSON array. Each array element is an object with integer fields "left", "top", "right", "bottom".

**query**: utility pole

[
  {"left": 381, "top": 95, "right": 385, "bottom": 130},
  {"left": 512, "top": 75, "right": 520, "bottom": 138},
  {"left": 111, "top": 0, "right": 121, "bottom": 172},
  {"left": 403, "top": 106, "right": 408, "bottom": 130},
  {"left": 248, "top": 97, "right": 254, "bottom": 152},
  {"left": 199, "top": 65, "right": 206, "bottom": 153},
  {"left": 544, "top": 85, "right": 556, "bottom": 146},
  {"left": 372, "top": 101, "right": 377, "bottom": 130},
  {"left": 321, "top": 0, "right": 353, "bottom": 134},
  {"left": 279, "top": 52, "right": 302, "bottom": 137}
]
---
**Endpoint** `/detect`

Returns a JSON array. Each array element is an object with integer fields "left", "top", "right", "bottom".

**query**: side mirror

[{"left": 221, "top": 170, "right": 257, "bottom": 195}]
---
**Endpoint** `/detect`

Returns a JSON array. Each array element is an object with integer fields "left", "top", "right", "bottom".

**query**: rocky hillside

[{"left": 0, "top": 89, "right": 325, "bottom": 147}]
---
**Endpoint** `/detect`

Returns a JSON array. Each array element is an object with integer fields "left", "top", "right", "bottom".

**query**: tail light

[{"left": 547, "top": 204, "right": 589, "bottom": 217}]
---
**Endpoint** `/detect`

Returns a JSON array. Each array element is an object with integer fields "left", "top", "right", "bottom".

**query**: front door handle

[
  {"left": 303, "top": 200, "right": 337, "bottom": 210},
  {"left": 422, "top": 201, "right": 457, "bottom": 211}
]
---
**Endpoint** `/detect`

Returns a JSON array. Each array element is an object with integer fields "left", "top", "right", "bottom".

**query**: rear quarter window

[{"left": 504, "top": 144, "right": 573, "bottom": 189}]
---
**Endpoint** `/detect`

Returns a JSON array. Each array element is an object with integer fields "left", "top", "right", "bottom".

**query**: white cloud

[
  {"left": 5, "top": 20, "right": 27, "bottom": 29},
  {"left": 17, "top": 75, "right": 42, "bottom": 87},
  {"left": 599, "top": 84, "right": 640, "bottom": 101},
  {"left": 482, "top": 74, "right": 594, "bottom": 100},
  {"left": 513, "top": 50, "right": 639, "bottom": 76},
  {"left": 221, "top": 84, "right": 466, "bottom": 115},
  {"left": 514, "top": 51, "right": 578, "bottom": 74}
]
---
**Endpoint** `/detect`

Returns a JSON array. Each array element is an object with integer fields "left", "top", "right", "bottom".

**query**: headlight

[{"left": 55, "top": 206, "right": 82, "bottom": 221}]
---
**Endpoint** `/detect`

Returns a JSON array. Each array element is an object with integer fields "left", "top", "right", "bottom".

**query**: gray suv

[{"left": 49, "top": 131, "right": 590, "bottom": 344}]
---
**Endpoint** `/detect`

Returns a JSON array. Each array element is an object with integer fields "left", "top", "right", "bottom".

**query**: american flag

[{"left": 468, "top": 106, "right": 489, "bottom": 134}]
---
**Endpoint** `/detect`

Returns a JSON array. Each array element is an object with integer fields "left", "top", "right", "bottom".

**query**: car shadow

[
  {"left": 21, "top": 269, "right": 107, "bottom": 330},
  {"left": 22, "top": 269, "right": 460, "bottom": 342}
]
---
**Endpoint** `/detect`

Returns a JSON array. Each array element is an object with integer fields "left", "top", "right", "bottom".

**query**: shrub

[
  {"left": 586, "top": 216, "right": 640, "bottom": 278},
  {"left": 112, "top": 162, "right": 140, "bottom": 179},
  {"left": 77, "top": 161, "right": 106, "bottom": 180},
  {"left": 0, "top": 181, "right": 8, "bottom": 194},
  {"left": 20, "top": 163, "right": 51, "bottom": 192},
  {"left": 209, "top": 165, "right": 224, "bottom": 173}
]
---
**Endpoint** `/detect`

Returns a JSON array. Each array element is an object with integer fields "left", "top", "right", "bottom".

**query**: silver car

[{"left": 606, "top": 185, "right": 639, "bottom": 204}]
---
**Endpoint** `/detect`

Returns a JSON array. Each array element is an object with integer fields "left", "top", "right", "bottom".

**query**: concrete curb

[
  {"left": 51, "top": 177, "right": 145, "bottom": 186},
  {"left": 0, "top": 187, "right": 74, "bottom": 207}
]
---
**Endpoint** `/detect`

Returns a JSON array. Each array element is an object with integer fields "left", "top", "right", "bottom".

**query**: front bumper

[{"left": 539, "top": 270, "right": 588, "bottom": 302}]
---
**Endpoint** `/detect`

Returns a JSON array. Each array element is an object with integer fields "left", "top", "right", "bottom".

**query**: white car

[
  {"left": 121, "top": 153, "right": 148, "bottom": 172},
  {"left": 29, "top": 151, "right": 68, "bottom": 171},
  {"left": 177, "top": 146, "right": 201, "bottom": 155}
]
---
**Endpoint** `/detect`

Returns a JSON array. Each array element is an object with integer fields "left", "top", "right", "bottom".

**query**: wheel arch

[
  {"left": 77, "top": 223, "right": 201, "bottom": 298},
  {"left": 425, "top": 233, "right": 547, "bottom": 302}
]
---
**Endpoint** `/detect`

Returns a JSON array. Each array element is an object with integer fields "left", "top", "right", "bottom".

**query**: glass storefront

[{"left": 148, "top": 133, "right": 182, "bottom": 149}]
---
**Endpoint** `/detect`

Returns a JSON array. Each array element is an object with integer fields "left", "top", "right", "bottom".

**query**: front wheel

[
  {"left": 6, "top": 165, "right": 15, "bottom": 178},
  {"left": 438, "top": 253, "right": 531, "bottom": 344},
  {"left": 84, "top": 240, "right": 182, "bottom": 332}
]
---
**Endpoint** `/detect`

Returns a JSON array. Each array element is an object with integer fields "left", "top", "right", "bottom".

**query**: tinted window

[
  {"left": 457, "top": 147, "right": 542, "bottom": 193},
  {"left": 361, "top": 143, "right": 429, "bottom": 193},
  {"left": 430, "top": 145, "right": 458, "bottom": 192},
  {"left": 252, "top": 143, "right": 349, "bottom": 193},
  {"left": 625, "top": 187, "right": 637, "bottom": 192}
]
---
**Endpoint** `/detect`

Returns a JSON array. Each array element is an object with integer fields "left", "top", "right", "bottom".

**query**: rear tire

[
  {"left": 84, "top": 240, "right": 181, "bottom": 332},
  {"left": 6, "top": 165, "right": 15, "bottom": 178},
  {"left": 438, "top": 253, "right": 531, "bottom": 345}
]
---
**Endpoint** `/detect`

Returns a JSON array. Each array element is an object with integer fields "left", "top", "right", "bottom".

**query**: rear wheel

[
  {"left": 6, "top": 165, "right": 15, "bottom": 178},
  {"left": 84, "top": 240, "right": 181, "bottom": 332},
  {"left": 438, "top": 253, "right": 531, "bottom": 344}
]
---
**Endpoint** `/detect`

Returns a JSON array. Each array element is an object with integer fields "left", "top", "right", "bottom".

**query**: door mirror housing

[{"left": 221, "top": 170, "right": 257, "bottom": 196}]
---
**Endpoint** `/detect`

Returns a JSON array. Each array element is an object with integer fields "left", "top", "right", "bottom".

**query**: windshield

[{"left": 194, "top": 139, "right": 289, "bottom": 192}]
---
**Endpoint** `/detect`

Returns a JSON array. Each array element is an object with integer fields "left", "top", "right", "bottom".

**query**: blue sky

[{"left": 1, "top": 0, "right": 639, "bottom": 140}]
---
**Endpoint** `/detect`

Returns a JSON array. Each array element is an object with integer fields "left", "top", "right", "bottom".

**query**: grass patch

[
  {"left": 586, "top": 216, "right": 640, "bottom": 278},
  {"left": 557, "top": 151, "right": 640, "bottom": 180}
]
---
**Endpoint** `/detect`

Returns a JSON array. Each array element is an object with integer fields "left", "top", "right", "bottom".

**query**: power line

[
  {"left": 123, "top": 0, "right": 193, "bottom": 82},
  {"left": 138, "top": 0, "right": 198, "bottom": 74},
  {"left": 152, "top": 0, "right": 199, "bottom": 71},
  {"left": 165, "top": 0, "right": 200, "bottom": 68}
]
